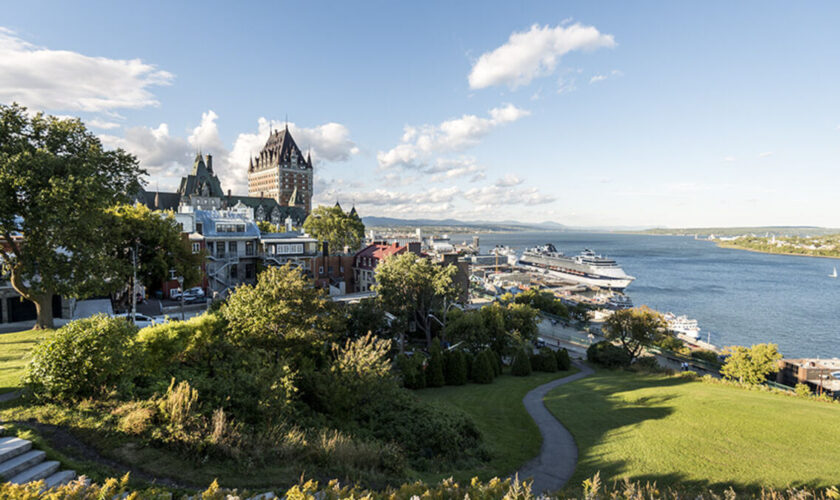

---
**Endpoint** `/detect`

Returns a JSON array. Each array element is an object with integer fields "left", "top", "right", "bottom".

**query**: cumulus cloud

[
  {"left": 758, "top": 151, "right": 774, "bottom": 158},
  {"left": 495, "top": 174, "right": 524, "bottom": 187},
  {"left": 589, "top": 75, "right": 607, "bottom": 84},
  {"left": 427, "top": 158, "right": 486, "bottom": 183},
  {"left": 463, "top": 185, "right": 556, "bottom": 207},
  {"left": 0, "top": 27, "right": 172, "bottom": 113},
  {"left": 88, "top": 119, "right": 122, "bottom": 130},
  {"left": 468, "top": 23, "right": 616, "bottom": 90},
  {"left": 377, "top": 104, "right": 529, "bottom": 170},
  {"left": 101, "top": 111, "right": 358, "bottom": 194}
]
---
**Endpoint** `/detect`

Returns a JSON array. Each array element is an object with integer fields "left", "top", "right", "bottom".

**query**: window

[
  {"left": 339, "top": 265, "right": 344, "bottom": 273},
  {"left": 245, "top": 241, "right": 255, "bottom": 256},
  {"left": 206, "top": 242, "right": 214, "bottom": 253},
  {"left": 319, "top": 266, "right": 324, "bottom": 275},
  {"left": 192, "top": 242, "right": 200, "bottom": 254},
  {"left": 196, "top": 223, "right": 203, "bottom": 235},
  {"left": 230, "top": 264, "right": 238, "bottom": 280},
  {"left": 245, "top": 263, "right": 256, "bottom": 280},
  {"left": 228, "top": 241, "right": 237, "bottom": 254},
  {"left": 328, "top": 266, "right": 334, "bottom": 274}
]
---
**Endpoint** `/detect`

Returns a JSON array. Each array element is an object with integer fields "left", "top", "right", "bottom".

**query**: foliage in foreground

[
  {"left": 4, "top": 472, "right": 840, "bottom": 500},
  {"left": 720, "top": 343, "right": 782, "bottom": 385},
  {"left": 23, "top": 265, "right": 484, "bottom": 483}
]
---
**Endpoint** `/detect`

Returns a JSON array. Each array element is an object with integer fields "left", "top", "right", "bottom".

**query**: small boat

[{"left": 830, "top": 267, "right": 837, "bottom": 278}]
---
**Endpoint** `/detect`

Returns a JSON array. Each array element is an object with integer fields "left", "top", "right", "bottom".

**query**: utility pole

[
  {"left": 131, "top": 244, "right": 137, "bottom": 323},
  {"left": 177, "top": 275, "right": 185, "bottom": 321}
]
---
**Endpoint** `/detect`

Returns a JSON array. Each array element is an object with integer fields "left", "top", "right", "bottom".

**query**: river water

[{"left": 465, "top": 231, "right": 840, "bottom": 359}]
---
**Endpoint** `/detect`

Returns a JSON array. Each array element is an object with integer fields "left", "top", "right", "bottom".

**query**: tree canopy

[
  {"left": 375, "top": 252, "right": 457, "bottom": 348},
  {"left": 106, "top": 203, "right": 203, "bottom": 307},
  {"left": 302, "top": 204, "right": 365, "bottom": 253},
  {"left": 0, "top": 103, "right": 143, "bottom": 328},
  {"left": 720, "top": 343, "right": 782, "bottom": 385},
  {"left": 602, "top": 306, "right": 667, "bottom": 362}
]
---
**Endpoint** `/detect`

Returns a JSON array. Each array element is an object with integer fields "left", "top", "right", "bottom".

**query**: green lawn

[
  {"left": 545, "top": 369, "right": 840, "bottom": 492},
  {"left": 0, "top": 329, "right": 54, "bottom": 394},
  {"left": 415, "top": 367, "right": 579, "bottom": 483}
]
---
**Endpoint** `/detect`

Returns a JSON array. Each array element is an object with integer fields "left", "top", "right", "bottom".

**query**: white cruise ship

[{"left": 518, "top": 244, "right": 635, "bottom": 290}]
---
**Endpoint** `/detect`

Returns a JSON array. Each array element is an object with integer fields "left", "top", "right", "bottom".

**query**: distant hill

[
  {"left": 361, "top": 216, "right": 567, "bottom": 232},
  {"left": 635, "top": 226, "right": 840, "bottom": 237}
]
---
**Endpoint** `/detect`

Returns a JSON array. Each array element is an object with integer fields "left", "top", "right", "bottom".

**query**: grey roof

[
  {"left": 251, "top": 126, "right": 312, "bottom": 172},
  {"left": 178, "top": 154, "right": 224, "bottom": 198},
  {"left": 193, "top": 210, "right": 261, "bottom": 238}
]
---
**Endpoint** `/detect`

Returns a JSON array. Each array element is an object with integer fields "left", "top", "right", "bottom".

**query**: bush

[
  {"left": 396, "top": 353, "right": 426, "bottom": 390},
  {"left": 491, "top": 350, "right": 503, "bottom": 376},
  {"left": 531, "top": 348, "right": 558, "bottom": 372},
  {"left": 690, "top": 349, "right": 722, "bottom": 367},
  {"left": 586, "top": 341, "right": 632, "bottom": 368},
  {"left": 511, "top": 348, "right": 532, "bottom": 376},
  {"left": 26, "top": 315, "right": 138, "bottom": 401},
  {"left": 471, "top": 350, "right": 495, "bottom": 384},
  {"left": 630, "top": 356, "right": 662, "bottom": 373},
  {"left": 444, "top": 350, "right": 468, "bottom": 386},
  {"left": 351, "top": 390, "right": 483, "bottom": 467},
  {"left": 555, "top": 348, "right": 571, "bottom": 371},
  {"left": 795, "top": 383, "right": 812, "bottom": 398},
  {"left": 426, "top": 340, "right": 445, "bottom": 388}
]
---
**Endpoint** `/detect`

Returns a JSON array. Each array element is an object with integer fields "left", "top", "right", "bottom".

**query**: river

[{"left": 464, "top": 231, "right": 840, "bottom": 358}]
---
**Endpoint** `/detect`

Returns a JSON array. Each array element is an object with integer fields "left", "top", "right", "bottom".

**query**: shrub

[
  {"left": 351, "top": 389, "right": 483, "bottom": 467},
  {"left": 555, "top": 348, "right": 571, "bottom": 371},
  {"left": 690, "top": 349, "right": 722, "bottom": 367},
  {"left": 531, "top": 348, "right": 558, "bottom": 372},
  {"left": 444, "top": 350, "right": 468, "bottom": 386},
  {"left": 426, "top": 339, "right": 445, "bottom": 387},
  {"left": 491, "top": 350, "right": 503, "bottom": 376},
  {"left": 795, "top": 383, "right": 812, "bottom": 398},
  {"left": 26, "top": 315, "right": 138, "bottom": 401},
  {"left": 511, "top": 348, "right": 532, "bottom": 376},
  {"left": 471, "top": 350, "right": 495, "bottom": 384},
  {"left": 159, "top": 378, "right": 201, "bottom": 439},
  {"left": 587, "top": 341, "right": 631, "bottom": 368},
  {"left": 630, "top": 356, "right": 662, "bottom": 373},
  {"left": 396, "top": 353, "right": 426, "bottom": 390}
]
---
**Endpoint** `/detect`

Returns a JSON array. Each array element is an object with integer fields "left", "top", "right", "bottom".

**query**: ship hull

[{"left": 519, "top": 263, "right": 635, "bottom": 290}]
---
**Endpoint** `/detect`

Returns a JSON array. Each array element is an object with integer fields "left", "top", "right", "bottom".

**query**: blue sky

[{"left": 2, "top": 1, "right": 839, "bottom": 227}]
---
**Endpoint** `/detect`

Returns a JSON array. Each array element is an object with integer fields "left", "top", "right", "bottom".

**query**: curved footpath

[{"left": 516, "top": 360, "right": 594, "bottom": 494}]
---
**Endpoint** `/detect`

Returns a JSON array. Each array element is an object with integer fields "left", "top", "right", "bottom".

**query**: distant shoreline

[{"left": 716, "top": 242, "right": 840, "bottom": 261}]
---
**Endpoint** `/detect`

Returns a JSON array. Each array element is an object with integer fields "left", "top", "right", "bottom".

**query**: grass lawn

[
  {"left": 544, "top": 369, "right": 840, "bottom": 492},
  {"left": 415, "top": 367, "right": 579, "bottom": 484},
  {"left": 0, "top": 329, "right": 54, "bottom": 394}
]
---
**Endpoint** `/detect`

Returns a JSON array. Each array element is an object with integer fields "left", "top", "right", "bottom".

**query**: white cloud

[
  {"left": 758, "top": 151, "right": 774, "bottom": 158},
  {"left": 427, "top": 158, "right": 486, "bottom": 183},
  {"left": 589, "top": 75, "right": 607, "bottom": 84},
  {"left": 88, "top": 119, "right": 121, "bottom": 130},
  {"left": 377, "top": 104, "right": 529, "bottom": 169},
  {"left": 0, "top": 27, "right": 172, "bottom": 113},
  {"left": 464, "top": 185, "right": 556, "bottom": 207},
  {"left": 723, "top": 156, "right": 736, "bottom": 162},
  {"left": 468, "top": 23, "right": 616, "bottom": 90},
  {"left": 495, "top": 174, "right": 524, "bottom": 187},
  {"left": 590, "top": 69, "right": 623, "bottom": 84},
  {"left": 101, "top": 111, "right": 357, "bottom": 194}
]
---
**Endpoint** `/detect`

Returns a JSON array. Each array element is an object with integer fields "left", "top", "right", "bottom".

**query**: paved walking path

[{"left": 516, "top": 360, "right": 594, "bottom": 494}]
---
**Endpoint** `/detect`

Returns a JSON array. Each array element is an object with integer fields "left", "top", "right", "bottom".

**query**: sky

[{"left": 2, "top": 1, "right": 839, "bottom": 228}]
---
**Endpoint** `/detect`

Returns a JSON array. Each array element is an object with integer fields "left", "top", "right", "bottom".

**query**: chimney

[
  {"left": 408, "top": 241, "right": 421, "bottom": 255},
  {"left": 322, "top": 241, "right": 329, "bottom": 257},
  {"left": 227, "top": 189, "right": 231, "bottom": 198},
  {"left": 260, "top": 191, "right": 264, "bottom": 198},
  {"left": 205, "top": 154, "right": 213, "bottom": 172}
]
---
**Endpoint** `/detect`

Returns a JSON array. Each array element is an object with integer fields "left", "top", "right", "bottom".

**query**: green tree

[
  {"left": 514, "top": 288, "right": 569, "bottom": 318},
  {"left": 0, "top": 104, "right": 143, "bottom": 328},
  {"left": 444, "top": 309, "right": 488, "bottom": 353},
  {"left": 603, "top": 306, "right": 667, "bottom": 362},
  {"left": 344, "top": 299, "right": 389, "bottom": 340},
  {"left": 426, "top": 339, "right": 445, "bottom": 387},
  {"left": 106, "top": 204, "right": 203, "bottom": 308},
  {"left": 720, "top": 343, "right": 783, "bottom": 385},
  {"left": 256, "top": 220, "right": 282, "bottom": 233},
  {"left": 555, "top": 348, "right": 572, "bottom": 371},
  {"left": 220, "top": 264, "right": 335, "bottom": 363},
  {"left": 375, "top": 252, "right": 457, "bottom": 348},
  {"left": 303, "top": 204, "right": 365, "bottom": 253},
  {"left": 511, "top": 348, "right": 532, "bottom": 376},
  {"left": 444, "top": 350, "right": 468, "bottom": 386},
  {"left": 470, "top": 350, "right": 494, "bottom": 384}
]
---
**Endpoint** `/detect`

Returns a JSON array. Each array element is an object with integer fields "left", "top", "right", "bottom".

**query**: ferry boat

[
  {"left": 518, "top": 244, "right": 635, "bottom": 290},
  {"left": 664, "top": 312, "right": 700, "bottom": 339},
  {"left": 606, "top": 294, "right": 634, "bottom": 310}
]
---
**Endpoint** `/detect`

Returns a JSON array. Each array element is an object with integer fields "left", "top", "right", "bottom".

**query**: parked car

[
  {"left": 113, "top": 312, "right": 159, "bottom": 328},
  {"left": 535, "top": 337, "right": 547, "bottom": 348},
  {"left": 185, "top": 287, "right": 205, "bottom": 297},
  {"left": 169, "top": 288, "right": 182, "bottom": 300}
]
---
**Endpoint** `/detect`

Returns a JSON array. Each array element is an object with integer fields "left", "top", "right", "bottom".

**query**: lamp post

[
  {"left": 177, "top": 276, "right": 185, "bottom": 321},
  {"left": 130, "top": 244, "right": 137, "bottom": 324}
]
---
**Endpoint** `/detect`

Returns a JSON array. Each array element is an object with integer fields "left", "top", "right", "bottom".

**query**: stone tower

[{"left": 248, "top": 125, "right": 313, "bottom": 214}]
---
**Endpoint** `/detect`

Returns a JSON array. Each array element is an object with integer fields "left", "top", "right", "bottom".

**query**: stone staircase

[{"left": 0, "top": 426, "right": 76, "bottom": 489}]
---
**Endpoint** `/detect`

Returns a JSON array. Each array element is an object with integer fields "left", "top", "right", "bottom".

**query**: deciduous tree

[
  {"left": 0, "top": 104, "right": 143, "bottom": 328},
  {"left": 375, "top": 252, "right": 457, "bottom": 348},
  {"left": 603, "top": 306, "right": 667, "bottom": 362},
  {"left": 720, "top": 343, "right": 782, "bottom": 385},
  {"left": 303, "top": 204, "right": 365, "bottom": 253}
]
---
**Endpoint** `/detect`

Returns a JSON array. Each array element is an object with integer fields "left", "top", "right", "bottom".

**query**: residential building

[
  {"left": 353, "top": 242, "right": 421, "bottom": 292},
  {"left": 777, "top": 358, "right": 840, "bottom": 397}
]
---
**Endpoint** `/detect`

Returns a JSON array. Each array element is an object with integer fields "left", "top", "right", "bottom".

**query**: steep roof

[
  {"left": 252, "top": 126, "right": 312, "bottom": 171},
  {"left": 355, "top": 242, "right": 406, "bottom": 261},
  {"left": 178, "top": 154, "right": 224, "bottom": 197}
]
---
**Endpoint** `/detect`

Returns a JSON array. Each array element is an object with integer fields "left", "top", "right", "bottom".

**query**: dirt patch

[{"left": 11, "top": 420, "right": 198, "bottom": 490}]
